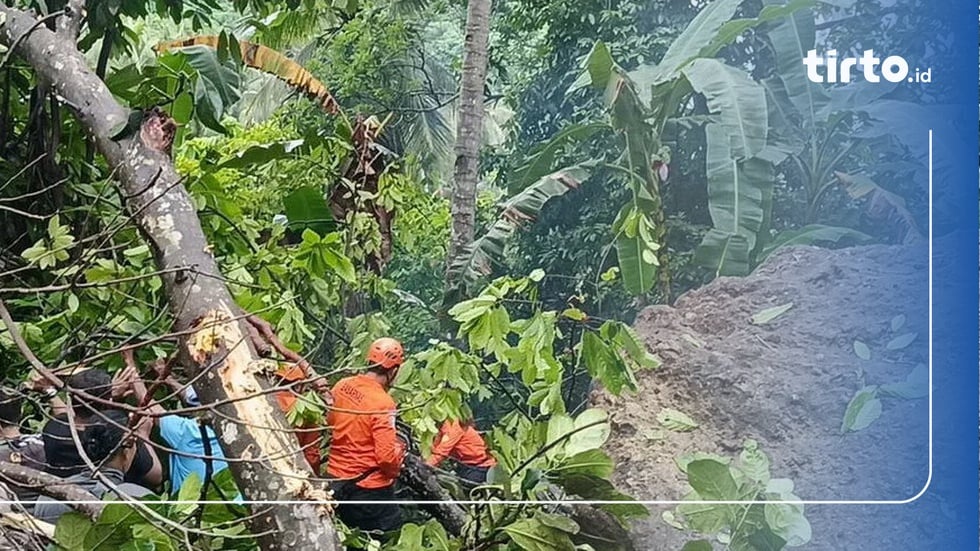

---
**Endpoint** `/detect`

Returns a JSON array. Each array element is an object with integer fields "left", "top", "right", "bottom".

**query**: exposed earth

[{"left": 595, "top": 245, "right": 944, "bottom": 550}]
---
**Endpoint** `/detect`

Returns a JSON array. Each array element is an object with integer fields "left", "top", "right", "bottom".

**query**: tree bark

[
  {"left": 445, "top": 0, "right": 492, "bottom": 285},
  {"left": 0, "top": 461, "right": 103, "bottom": 520},
  {"left": 0, "top": 7, "right": 339, "bottom": 550},
  {"left": 398, "top": 454, "right": 468, "bottom": 536}
]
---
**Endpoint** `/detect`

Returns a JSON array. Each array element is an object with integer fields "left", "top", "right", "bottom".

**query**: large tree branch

[
  {"left": 398, "top": 454, "right": 468, "bottom": 536},
  {"left": 0, "top": 462, "right": 103, "bottom": 520},
  {"left": 0, "top": 7, "right": 339, "bottom": 550}
]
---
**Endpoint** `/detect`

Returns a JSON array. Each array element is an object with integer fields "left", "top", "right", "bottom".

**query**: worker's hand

[
  {"left": 129, "top": 411, "right": 154, "bottom": 438},
  {"left": 147, "top": 358, "right": 175, "bottom": 384},
  {"left": 111, "top": 365, "right": 137, "bottom": 400},
  {"left": 311, "top": 379, "right": 332, "bottom": 407},
  {"left": 121, "top": 347, "right": 137, "bottom": 368},
  {"left": 24, "top": 369, "right": 55, "bottom": 392}
]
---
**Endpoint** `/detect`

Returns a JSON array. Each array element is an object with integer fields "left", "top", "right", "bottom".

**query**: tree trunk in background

[
  {"left": 0, "top": 7, "right": 339, "bottom": 550},
  {"left": 446, "top": 0, "right": 492, "bottom": 287}
]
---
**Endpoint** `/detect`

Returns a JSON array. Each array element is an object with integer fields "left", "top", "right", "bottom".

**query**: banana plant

[
  {"left": 571, "top": 0, "right": 811, "bottom": 283},
  {"left": 761, "top": 0, "right": 931, "bottom": 229}
]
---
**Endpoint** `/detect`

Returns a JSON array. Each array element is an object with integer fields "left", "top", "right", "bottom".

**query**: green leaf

[
  {"left": 283, "top": 186, "right": 333, "bottom": 235},
  {"left": 764, "top": 502, "right": 811, "bottom": 547},
  {"left": 695, "top": 128, "right": 774, "bottom": 277},
  {"left": 759, "top": 225, "right": 872, "bottom": 263},
  {"left": 54, "top": 512, "right": 92, "bottom": 551},
  {"left": 681, "top": 541, "right": 714, "bottom": 551},
  {"left": 700, "top": 0, "right": 814, "bottom": 60},
  {"left": 123, "top": 245, "right": 150, "bottom": 258},
  {"left": 662, "top": 509, "right": 686, "bottom": 530},
  {"left": 658, "top": 407, "right": 699, "bottom": 432},
  {"left": 176, "top": 471, "right": 203, "bottom": 515},
  {"left": 614, "top": 206, "right": 657, "bottom": 295},
  {"left": 131, "top": 524, "right": 177, "bottom": 551},
  {"left": 890, "top": 315, "right": 906, "bottom": 332},
  {"left": 835, "top": 172, "right": 922, "bottom": 244},
  {"left": 66, "top": 293, "right": 80, "bottom": 314},
  {"left": 682, "top": 58, "right": 767, "bottom": 158},
  {"left": 853, "top": 340, "right": 871, "bottom": 361},
  {"left": 880, "top": 364, "right": 928, "bottom": 400},
  {"left": 687, "top": 459, "right": 738, "bottom": 500},
  {"left": 182, "top": 45, "right": 241, "bottom": 134},
  {"left": 552, "top": 449, "right": 615, "bottom": 478},
  {"left": 841, "top": 386, "right": 882, "bottom": 433},
  {"left": 676, "top": 500, "right": 733, "bottom": 534},
  {"left": 565, "top": 409, "right": 610, "bottom": 456},
  {"left": 764, "top": 1, "right": 829, "bottom": 122},
  {"left": 535, "top": 512, "right": 580, "bottom": 535},
  {"left": 738, "top": 439, "right": 770, "bottom": 485},
  {"left": 649, "top": 0, "right": 743, "bottom": 83},
  {"left": 447, "top": 165, "right": 591, "bottom": 292},
  {"left": 217, "top": 140, "right": 306, "bottom": 169},
  {"left": 85, "top": 503, "right": 142, "bottom": 550},
  {"left": 569, "top": 41, "right": 615, "bottom": 92},
  {"left": 561, "top": 308, "right": 587, "bottom": 321},
  {"left": 751, "top": 303, "right": 793, "bottom": 325},
  {"left": 512, "top": 122, "right": 608, "bottom": 191},
  {"left": 393, "top": 522, "right": 424, "bottom": 549},
  {"left": 545, "top": 414, "right": 575, "bottom": 460},
  {"left": 746, "top": 524, "right": 789, "bottom": 551},
  {"left": 886, "top": 332, "right": 917, "bottom": 350},
  {"left": 502, "top": 518, "right": 576, "bottom": 551}
]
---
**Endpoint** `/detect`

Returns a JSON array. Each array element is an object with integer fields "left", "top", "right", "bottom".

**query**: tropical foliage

[{"left": 0, "top": 0, "right": 938, "bottom": 549}]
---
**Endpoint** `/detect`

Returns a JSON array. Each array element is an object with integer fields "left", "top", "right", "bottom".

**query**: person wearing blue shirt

[
  {"left": 117, "top": 355, "right": 233, "bottom": 496},
  {"left": 158, "top": 414, "right": 228, "bottom": 492}
]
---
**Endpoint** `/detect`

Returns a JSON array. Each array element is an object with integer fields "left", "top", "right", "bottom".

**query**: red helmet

[{"left": 366, "top": 337, "right": 404, "bottom": 370}]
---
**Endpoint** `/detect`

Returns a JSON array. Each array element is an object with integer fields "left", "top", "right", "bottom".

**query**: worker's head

[
  {"left": 66, "top": 369, "right": 113, "bottom": 417},
  {"left": 0, "top": 388, "right": 22, "bottom": 431},
  {"left": 81, "top": 409, "right": 138, "bottom": 472},
  {"left": 365, "top": 337, "right": 404, "bottom": 387}
]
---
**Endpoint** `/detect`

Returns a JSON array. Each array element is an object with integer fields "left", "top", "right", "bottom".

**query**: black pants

[
  {"left": 330, "top": 483, "right": 402, "bottom": 536},
  {"left": 456, "top": 464, "right": 490, "bottom": 483}
]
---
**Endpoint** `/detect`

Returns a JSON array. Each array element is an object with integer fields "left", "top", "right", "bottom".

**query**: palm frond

[{"left": 446, "top": 165, "right": 593, "bottom": 294}]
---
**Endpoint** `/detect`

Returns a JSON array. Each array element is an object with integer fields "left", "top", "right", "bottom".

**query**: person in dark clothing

[
  {"left": 33, "top": 410, "right": 153, "bottom": 523},
  {"left": 39, "top": 368, "right": 162, "bottom": 489},
  {"left": 0, "top": 388, "right": 47, "bottom": 500}
]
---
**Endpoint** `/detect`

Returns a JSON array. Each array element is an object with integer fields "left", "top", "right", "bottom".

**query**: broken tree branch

[
  {"left": 0, "top": 462, "right": 103, "bottom": 520},
  {"left": 0, "top": 6, "right": 340, "bottom": 550}
]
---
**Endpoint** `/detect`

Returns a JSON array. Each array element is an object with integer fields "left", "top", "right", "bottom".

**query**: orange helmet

[{"left": 366, "top": 337, "right": 404, "bottom": 370}]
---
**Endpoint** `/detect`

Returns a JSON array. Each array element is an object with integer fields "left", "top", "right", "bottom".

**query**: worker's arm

[
  {"left": 371, "top": 410, "right": 404, "bottom": 479},
  {"left": 426, "top": 422, "right": 464, "bottom": 467},
  {"left": 120, "top": 358, "right": 166, "bottom": 490}
]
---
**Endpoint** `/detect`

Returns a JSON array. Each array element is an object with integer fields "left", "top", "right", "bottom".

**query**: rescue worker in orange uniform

[
  {"left": 326, "top": 337, "right": 406, "bottom": 536},
  {"left": 426, "top": 417, "right": 496, "bottom": 483},
  {"left": 274, "top": 364, "right": 325, "bottom": 474}
]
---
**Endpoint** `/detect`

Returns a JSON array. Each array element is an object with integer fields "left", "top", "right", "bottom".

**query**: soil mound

[{"left": 595, "top": 245, "right": 933, "bottom": 550}]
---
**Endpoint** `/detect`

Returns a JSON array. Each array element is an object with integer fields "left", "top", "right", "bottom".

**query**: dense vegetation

[{"left": 0, "top": 0, "right": 940, "bottom": 549}]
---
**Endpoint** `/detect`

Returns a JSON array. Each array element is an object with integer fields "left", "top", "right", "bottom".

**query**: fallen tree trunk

[
  {"left": 0, "top": 7, "right": 338, "bottom": 550},
  {"left": 398, "top": 454, "right": 468, "bottom": 536},
  {"left": 560, "top": 503, "right": 635, "bottom": 551}
]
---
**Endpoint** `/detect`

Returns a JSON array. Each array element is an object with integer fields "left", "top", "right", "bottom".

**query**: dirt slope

[{"left": 594, "top": 245, "right": 936, "bottom": 550}]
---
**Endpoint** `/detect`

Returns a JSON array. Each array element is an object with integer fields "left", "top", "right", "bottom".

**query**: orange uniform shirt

[
  {"left": 276, "top": 389, "right": 324, "bottom": 475},
  {"left": 326, "top": 374, "right": 404, "bottom": 489},
  {"left": 274, "top": 364, "right": 325, "bottom": 474},
  {"left": 426, "top": 420, "right": 496, "bottom": 469}
]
